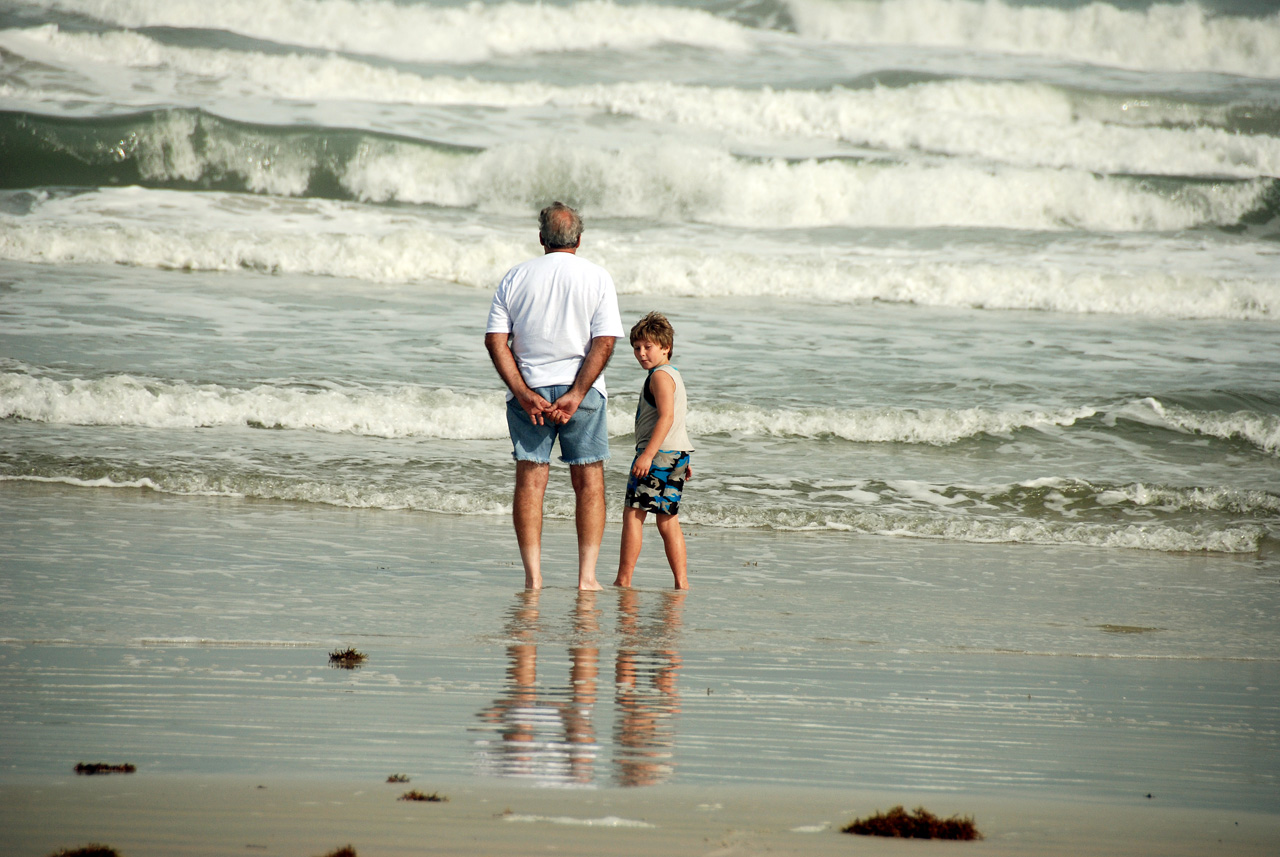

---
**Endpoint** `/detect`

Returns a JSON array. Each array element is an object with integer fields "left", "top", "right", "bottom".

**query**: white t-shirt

[{"left": 486, "top": 251, "right": 624, "bottom": 396}]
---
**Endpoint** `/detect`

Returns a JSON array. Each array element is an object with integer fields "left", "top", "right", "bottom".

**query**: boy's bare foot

[
  {"left": 612, "top": 573, "right": 633, "bottom": 587},
  {"left": 578, "top": 578, "right": 604, "bottom": 591},
  {"left": 525, "top": 574, "right": 542, "bottom": 590}
]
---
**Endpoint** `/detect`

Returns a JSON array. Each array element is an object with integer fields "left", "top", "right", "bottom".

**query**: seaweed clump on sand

[
  {"left": 316, "top": 847, "right": 357, "bottom": 857},
  {"left": 46, "top": 846, "right": 121, "bottom": 857},
  {"left": 329, "top": 647, "right": 367, "bottom": 668},
  {"left": 399, "top": 790, "right": 448, "bottom": 802},
  {"left": 842, "top": 805, "right": 982, "bottom": 840},
  {"left": 74, "top": 763, "right": 136, "bottom": 775},
  {"left": 386, "top": 773, "right": 410, "bottom": 783}
]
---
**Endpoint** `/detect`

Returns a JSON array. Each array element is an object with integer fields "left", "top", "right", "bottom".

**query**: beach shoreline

[
  {"left": 4, "top": 483, "right": 1278, "bottom": 844},
  {"left": 4, "top": 773, "right": 1278, "bottom": 857}
]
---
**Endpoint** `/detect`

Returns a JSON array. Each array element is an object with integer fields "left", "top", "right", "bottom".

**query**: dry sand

[{"left": 4, "top": 774, "right": 1277, "bottom": 857}]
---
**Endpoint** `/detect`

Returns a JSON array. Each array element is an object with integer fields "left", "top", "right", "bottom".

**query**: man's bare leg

[
  {"left": 613, "top": 506, "right": 646, "bottom": 587},
  {"left": 655, "top": 512, "right": 689, "bottom": 590},
  {"left": 569, "top": 461, "right": 606, "bottom": 591},
  {"left": 514, "top": 460, "right": 550, "bottom": 589}
]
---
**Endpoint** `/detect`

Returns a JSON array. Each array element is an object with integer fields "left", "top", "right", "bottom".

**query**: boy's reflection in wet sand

[
  {"left": 613, "top": 588, "right": 684, "bottom": 786},
  {"left": 475, "top": 588, "right": 683, "bottom": 786}
]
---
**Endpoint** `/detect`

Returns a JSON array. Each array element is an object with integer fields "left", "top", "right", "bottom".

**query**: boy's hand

[{"left": 631, "top": 454, "right": 655, "bottom": 478}]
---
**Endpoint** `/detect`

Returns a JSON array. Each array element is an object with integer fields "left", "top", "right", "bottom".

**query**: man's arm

[
  {"left": 485, "top": 332, "right": 552, "bottom": 425},
  {"left": 548, "top": 336, "right": 616, "bottom": 423}
]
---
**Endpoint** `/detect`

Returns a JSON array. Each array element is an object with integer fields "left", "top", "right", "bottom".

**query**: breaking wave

[
  {"left": 15, "top": 0, "right": 752, "bottom": 62},
  {"left": 2, "top": 109, "right": 1276, "bottom": 233},
  {"left": 0, "top": 368, "right": 1094, "bottom": 445},
  {"left": 787, "top": 0, "right": 1280, "bottom": 78},
  {"left": 2, "top": 467, "right": 1271, "bottom": 554},
  {"left": 2, "top": 188, "right": 1276, "bottom": 320},
  {"left": 4, "top": 25, "right": 1278, "bottom": 175}
]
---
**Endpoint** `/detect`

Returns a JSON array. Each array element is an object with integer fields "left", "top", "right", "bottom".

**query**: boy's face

[{"left": 632, "top": 338, "right": 671, "bottom": 370}]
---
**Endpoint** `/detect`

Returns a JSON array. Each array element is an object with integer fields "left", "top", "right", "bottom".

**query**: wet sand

[
  {"left": 1, "top": 482, "right": 1278, "bottom": 855},
  {"left": 4, "top": 775, "right": 1278, "bottom": 857}
]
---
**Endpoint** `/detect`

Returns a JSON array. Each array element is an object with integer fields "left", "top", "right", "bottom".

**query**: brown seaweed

[
  {"left": 399, "top": 789, "right": 448, "bottom": 802},
  {"left": 74, "top": 763, "right": 136, "bottom": 775},
  {"left": 316, "top": 847, "right": 357, "bottom": 857},
  {"left": 386, "top": 773, "right": 410, "bottom": 783},
  {"left": 328, "top": 647, "right": 367, "bottom": 668},
  {"left": 46, "top": 846, "right": 121, "bottom": 857},
  {"left": 842, "top": 805, "right": 982, "bottom": 840}
]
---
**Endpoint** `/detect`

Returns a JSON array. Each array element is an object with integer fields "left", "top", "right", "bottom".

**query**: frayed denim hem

[{"left": 561, "top": 454, "right": 610, "bottom": 466}]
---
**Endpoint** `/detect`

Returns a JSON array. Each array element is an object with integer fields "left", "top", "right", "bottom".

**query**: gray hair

[{"left": 539, "top": 201, "right": 583, "bottom": 249}]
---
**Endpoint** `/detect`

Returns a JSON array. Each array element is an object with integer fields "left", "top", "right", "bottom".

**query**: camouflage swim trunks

[{"left": 624, "top": 450, "right": 690, "bottom": 515}]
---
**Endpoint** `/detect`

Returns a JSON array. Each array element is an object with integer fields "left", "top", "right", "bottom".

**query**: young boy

[{"left": 614, "top": 312, "right": 693, "bottom": 590}]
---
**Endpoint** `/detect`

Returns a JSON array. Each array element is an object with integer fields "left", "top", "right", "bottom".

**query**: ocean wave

[
  {"left": 0, "top": 369, "right": 1100, "bottom": 445},
  {"left": 23, "top": 0, "right": 752, "bottom": 62},
  {"left": 700, "top": 502, "right": 1266, "bottom": 553},
  {"left": 1135, "top": 397, "right": 1280, "bottom": 456},
  {"left": 0, "top": 371, "right": 512, "bottom": 438},
  {"left": 2, "top": 189, "right": 1277, "bottom": 320},
  {"left": 690, "top": 403, "right": 1097, "bottom": 444},
  {"left": 4, "top": 469, "right": 1269, "bottom": 554},
  {"left": 0, "top": 472, "right": 513, "bottom": 517},
  {"left": 787, "top": 0, "right": 1280, "bottom": 78},
  {"left": 2, "top": 109, "right": 1275, "bottom": 232},
  {"left": 6, "top": 26, "right": 1278, "bottom": 177}
]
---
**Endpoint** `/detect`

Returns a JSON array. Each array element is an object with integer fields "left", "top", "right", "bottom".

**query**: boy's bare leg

[
  {"left": 614, "top": 506, "right": 646, "bottom": 587},
  {"left": 570, "top": 461, "right": 606, "bottom": 591},
  {"left": 655, "top": 512, "right": 689, "bottom": 590},
  {"left": 514, "top": 461, "right": 550, "bottom": 589}
]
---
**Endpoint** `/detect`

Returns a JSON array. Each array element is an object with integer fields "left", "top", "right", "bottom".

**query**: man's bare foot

[
  {"left": 612, "top": 573, "right": 633, "bottom": 587},
  {"left": 525, "top": 574, "right": 542, "bottom": 590},
  {"left": 578, "top": 578, "right": 604, "bottom": 591}
]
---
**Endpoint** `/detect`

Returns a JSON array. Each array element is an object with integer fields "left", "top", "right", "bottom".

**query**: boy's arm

[
  {"left": 632, "top": 368, "right": 676, "bottom": 478},
  {"left": 548, "top": 336, "right": 616, "bottom": 423},
  {"left": 484, "top": 332, "right": 552, "bottom": 425}
]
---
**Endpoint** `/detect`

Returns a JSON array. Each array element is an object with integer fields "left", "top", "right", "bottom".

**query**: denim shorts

[{"left": 506, "top": 386, "right": 610, "bottom": 465}]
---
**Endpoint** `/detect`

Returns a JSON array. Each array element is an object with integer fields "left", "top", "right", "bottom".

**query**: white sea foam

[
  {"left": 5, "top": 98, "right": 1270, "bottom": 231},
  {"left": 26, "top": 0, "right": 750, "bottom": 62},
  {"left": 503, "top": 814, "right": 655, "bottom": 828},
  {"left": 787, "top": 0, "right": 1280, "bottom": 78},
  {"left": 0, "top": 472, "right": 513, "bottom": 516},
  {"left": 0, "top": 369, "right": 1096, "bottom": 445},
  {"left": 0, "top": 372, "right": 510, "bottom": 438},
  {"left": 697, "top": 501, "right": 1265, "bottom": 553},
  {"left": 1137, "top": 397, "right": 1280, "bottom": 456},
  {"left": 3, "top": 470, "right": 1268, "bottom": 553},
  {"left": 3, "top": 188, "right": 1276, "bottom": 320},
  {"left": 7, "top": 26, "right": 1276, "bottom": 179},
  {"left": 280, "top": 137, "right": 1280, "bottom": 231},
  {"left": 690, "top": 403, "right": 1096, "bottom": 444}
]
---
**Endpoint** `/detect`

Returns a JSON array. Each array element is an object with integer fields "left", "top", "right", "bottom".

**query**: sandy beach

[
  {"left": 4, "top": 0, "right": 1280, "bottom": 853},
  {"left": 3, "top": 482, "right": 1278, "bottom": 856},
  {"left": 4, "top": 774, "right": 1279, "bottom": 857}
]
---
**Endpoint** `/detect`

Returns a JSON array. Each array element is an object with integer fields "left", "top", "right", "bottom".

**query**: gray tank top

[{"left": 634, "top": 364, "right": 693, "bottom": 452}]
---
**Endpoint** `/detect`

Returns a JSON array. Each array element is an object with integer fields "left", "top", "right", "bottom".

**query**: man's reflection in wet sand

[
  {"left": 613, "top": 588, "right": 684, "bottom": 786},
  {"left": 475, "top": 588, "right": 683, "bottom": 787},
  {"left": 475, "top": 590, "right": 600, "bottom": 784}
]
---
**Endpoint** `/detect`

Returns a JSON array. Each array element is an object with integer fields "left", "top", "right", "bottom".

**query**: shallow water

[{"left": 2, "top": 484, "right": 1276, "bottom": 811}]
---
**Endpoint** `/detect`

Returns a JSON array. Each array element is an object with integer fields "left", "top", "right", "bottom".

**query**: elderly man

[{"left": 485, "top": 202, "right": 624, "bottom": 590}]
